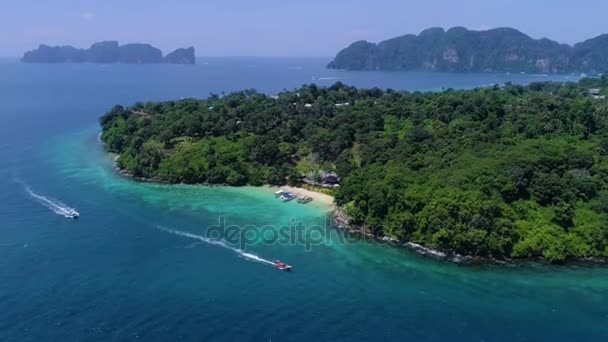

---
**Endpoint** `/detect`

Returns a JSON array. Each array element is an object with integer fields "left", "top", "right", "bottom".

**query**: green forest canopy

[{"left": 100, "top": 77, "right": 608, "bottom": 262}]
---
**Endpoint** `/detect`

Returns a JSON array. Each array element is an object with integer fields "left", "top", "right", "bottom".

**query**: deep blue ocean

[{"left": 1, "top": 57, "right": 606, "bottom": 341}]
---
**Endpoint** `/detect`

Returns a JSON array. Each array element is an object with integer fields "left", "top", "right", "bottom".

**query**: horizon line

[{"left": 0, "top": 55, "right": 334, "bottom": 59}]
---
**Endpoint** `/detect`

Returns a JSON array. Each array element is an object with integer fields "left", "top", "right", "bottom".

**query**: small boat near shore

[
  {"left": 297, "top": 196, "right": 313, "bottom": 204},
  {"left": 276, "top": 190, "right": 296, "bottom": 202},
  {"left": 280, "top": 192, "right": 296, "bottom": 202}
]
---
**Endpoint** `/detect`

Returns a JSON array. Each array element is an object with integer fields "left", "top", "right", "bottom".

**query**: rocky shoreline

[
  {"left": 331, "top": 207, "right": 606, "bottom": 265},
  {"left": 331, "top": 207, "right": 462, "bottom": 261},
  {"left": 110, "top": 154, "right": 172, "bottom": 184}
]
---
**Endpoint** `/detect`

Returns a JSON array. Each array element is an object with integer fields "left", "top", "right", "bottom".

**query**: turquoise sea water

[{"left": 1, "top": 57, "right": 607, "bottom": 341}]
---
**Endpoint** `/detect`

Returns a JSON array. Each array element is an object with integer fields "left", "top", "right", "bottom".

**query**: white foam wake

[
  {"left": 316, "top": 76, "right": 341, "bottom": 81},
  {"left": 239, "top": 252, "right": 275, "bottom": 265},
  {"left": 23, "top": 184, "right": 79, "bottom": 218},
  {"left": 156, "top": 226, "right": 275, "bottom": 266}
]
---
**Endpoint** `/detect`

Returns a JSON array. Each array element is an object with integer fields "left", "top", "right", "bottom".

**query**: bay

[{"left": 0, "top": 57, "right": 605, "bottom": 341}]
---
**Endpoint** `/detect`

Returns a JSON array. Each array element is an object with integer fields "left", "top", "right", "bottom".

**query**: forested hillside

[
  {"left": 100, "top": 78, "right": 608, "bottom": 262},
  {"left": 328, "top": 27, "right": 608, "bottom": 74}
]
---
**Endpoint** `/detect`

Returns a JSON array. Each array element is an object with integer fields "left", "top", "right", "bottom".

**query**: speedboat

[
  {"left": 64, "top": 208, "right": 79, "bottom": 219},
  {"left": 275, "top": 189, "right": 285, "bottom": 197},
  {"left": 273, "top": 260, "right": 292, "bottom": 271}
]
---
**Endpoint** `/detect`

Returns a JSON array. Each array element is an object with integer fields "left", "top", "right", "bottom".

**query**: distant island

[
  {"left": 328, "top": 27, "right": 608, "bottom": 74},
  {"left": 22, "top": 41, "right": 195, "bottom": 64},
  {"left": 100, "top": 77, "right": 608, "bottom": 263}
]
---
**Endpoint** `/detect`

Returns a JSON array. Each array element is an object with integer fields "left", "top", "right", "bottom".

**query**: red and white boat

[{"left": 273, "top": 260, "right": 292, "bottom": 271}]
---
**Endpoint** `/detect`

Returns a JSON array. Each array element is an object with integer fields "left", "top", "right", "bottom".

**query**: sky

[{"left": 2, "top": 0, "right": 608, "bottom": 57}]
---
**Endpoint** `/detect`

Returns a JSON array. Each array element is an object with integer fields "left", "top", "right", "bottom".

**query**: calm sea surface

[{"left": 0, "top": 57, "right": 605, "bottom": 341}]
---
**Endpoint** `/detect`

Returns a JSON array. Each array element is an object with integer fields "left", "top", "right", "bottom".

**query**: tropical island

[
  {"left": 22, "top": 41, "right": 195, "bottom": 64},
  {"left": 328, "top": 27, "right": 608, "bottom": 74},
  {"left": 100, "top": 78, "right": 608, "bottom": 263}
]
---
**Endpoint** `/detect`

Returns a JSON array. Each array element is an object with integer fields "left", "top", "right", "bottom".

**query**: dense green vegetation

[
  {"left": 22, "top": 41, "right": 195, "bottom": 64},
  {"left": 328, "top": 26, "right": 608, "bottom": 74},
  {"left": 100, "top": 77, "right": 608, "bottom": 262}
]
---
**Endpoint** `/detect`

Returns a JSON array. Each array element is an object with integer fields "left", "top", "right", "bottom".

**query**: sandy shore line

[{"left": 266, "top": 185, "right": 335, "bottom": 208}]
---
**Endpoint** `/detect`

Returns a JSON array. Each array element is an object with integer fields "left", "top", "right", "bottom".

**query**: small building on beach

[{"left": 303, "top": 170, "right": 341, "bottom": 188}]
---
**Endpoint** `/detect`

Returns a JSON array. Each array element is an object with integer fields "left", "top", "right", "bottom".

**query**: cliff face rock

[
  {"left": 87, "top": 41, "right": 120, "bottom": 63},
  {"left": 118, "top": 43, "right": 163, "bottom": 64},
  {"left": 326, "top": 41, "right": 379, "bottom": 70},
  {"left": 328, "top": 27, "right": 608, "bottom": 74},
  {"left": 22, "top": 42, "right": 195, "bottom": 65},
  {"left": 572, "top": 34, "right": 608, "bottom": 71},
  {"left": 21, "top": 45, "right": 86, "bottom": 63},
  {"left": 442, "top": 48, "right": 459, "bottom": 64},
  {"left": 163, "top": 47, "right": 196, "bottom": 64}
]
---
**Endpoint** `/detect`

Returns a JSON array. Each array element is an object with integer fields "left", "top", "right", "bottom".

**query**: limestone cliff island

[{"left": 22, "top": 41, "right": 195, "bottom": 64}]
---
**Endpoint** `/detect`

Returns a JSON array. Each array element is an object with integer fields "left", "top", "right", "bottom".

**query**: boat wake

[
  {"left": 23, "top": 184, "right": 79, "bottom": 219},
  {"left": 156, "top": 226, "right": 275, "bottom": 266},
  {"left": 313, "top": 76, "right": 342, "bottom": 81}
]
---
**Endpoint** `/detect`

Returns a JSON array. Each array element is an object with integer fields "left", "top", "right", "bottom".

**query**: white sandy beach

[{"left": 267, "top": 185, "right": 335, "bottom": 208}]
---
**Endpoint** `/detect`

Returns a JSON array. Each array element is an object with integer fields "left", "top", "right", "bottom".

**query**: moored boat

[
  {"left": 297, "top": 196, "right": 313, "bottom": 204},
  {"left": 279, "top": 192, "right": 296, "bottom": 202}
]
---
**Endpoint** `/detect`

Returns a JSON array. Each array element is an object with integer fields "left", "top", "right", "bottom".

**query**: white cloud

[{"left": 82, "top": 11, "right": 95, "bottom": 21}]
